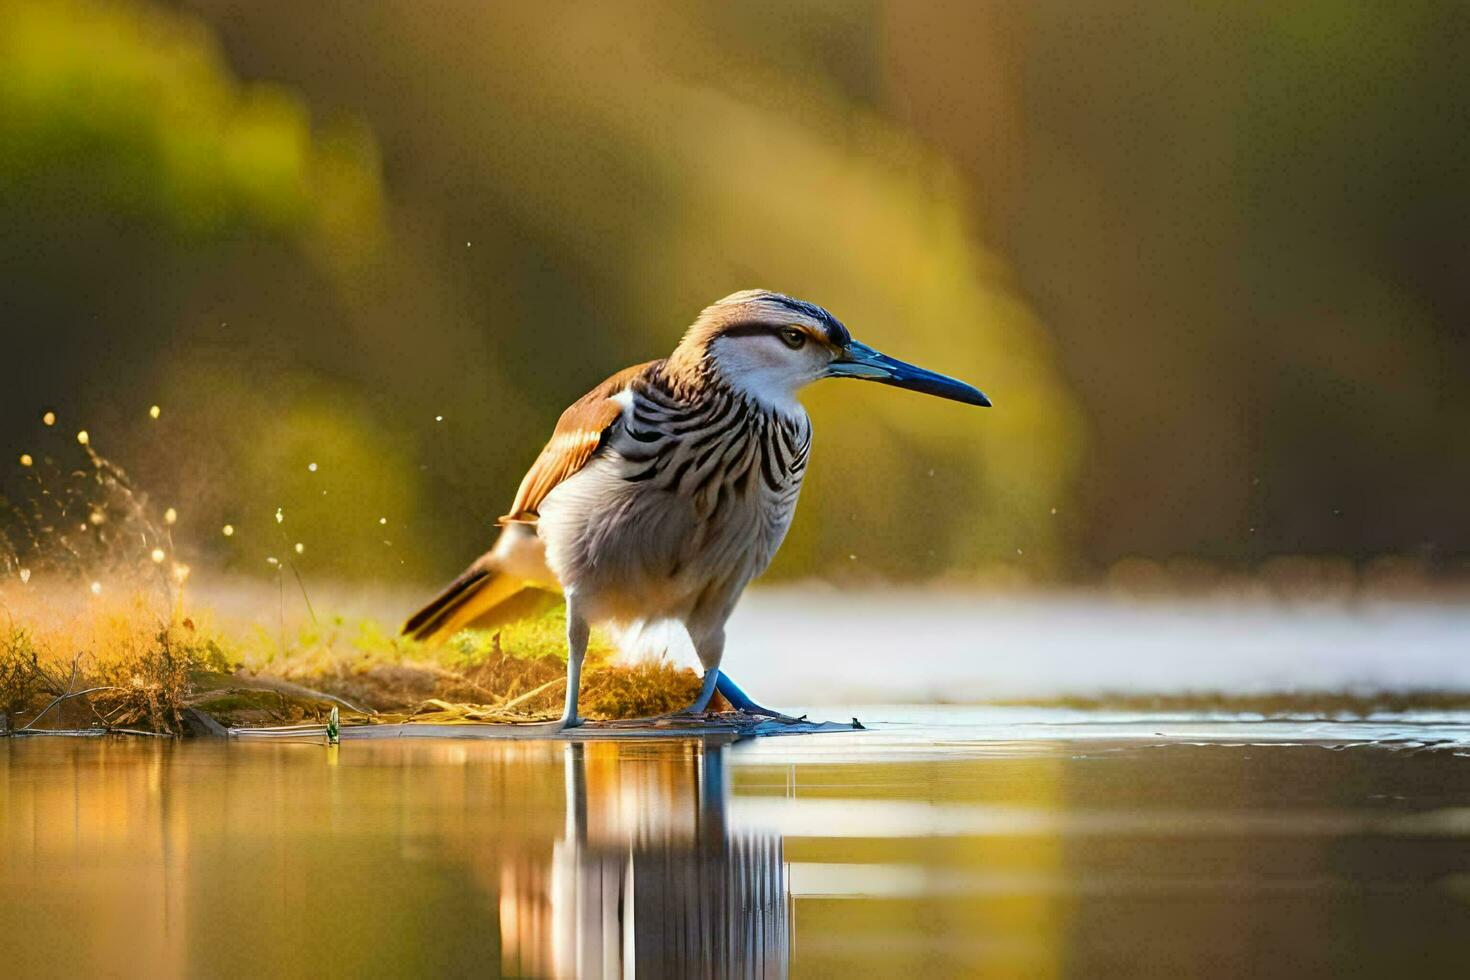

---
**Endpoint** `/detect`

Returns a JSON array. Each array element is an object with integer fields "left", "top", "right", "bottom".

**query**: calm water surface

[{"left": 5, "top": 710, "right": 1470, "bottom": 978}]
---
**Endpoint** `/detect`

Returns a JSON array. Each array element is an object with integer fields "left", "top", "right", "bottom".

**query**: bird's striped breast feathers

[{"left": 500, "top": 290, "right": 845, "bottom": 524}]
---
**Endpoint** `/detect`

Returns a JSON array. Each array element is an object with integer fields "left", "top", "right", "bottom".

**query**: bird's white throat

[{"left": 707, "top": 336, "right": 812, "bottom": 416}]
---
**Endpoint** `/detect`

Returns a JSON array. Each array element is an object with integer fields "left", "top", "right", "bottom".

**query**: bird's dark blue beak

[{"left": 825, "top": 341, "right": 991, "bottom": 407}]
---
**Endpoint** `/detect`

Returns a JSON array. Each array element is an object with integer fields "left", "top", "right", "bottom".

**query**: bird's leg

[
  {"left": 681, "top": 627, "right": 725, "bottom": 716},
  {"left": 685, "top": 627, "right": 802, "bottom": 721},
  {"left": 714, "top": 672, "right": 804, "bottom": 723},
  {"left": 559, "top": 599, "right": 589, "bottom": 730},
  {"left": 688, "top": 665, "right": 721, "bottom": 714}
]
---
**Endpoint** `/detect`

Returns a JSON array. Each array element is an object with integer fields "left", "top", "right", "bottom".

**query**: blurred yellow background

[{"left": 3, "top": 0, "right": 1466, "bottom": 587}]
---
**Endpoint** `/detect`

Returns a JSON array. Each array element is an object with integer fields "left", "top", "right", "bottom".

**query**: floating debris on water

[
  {"left": 89, "top": 581, "right": 102, "bottom": 595},
  {"left": 42, "top": 411, "right": 56, "bottom": 426},
  {"left": 76, "top": 430, "right": 89, "bottom": 446},
  {"left": 275, "top": 507, "right": 284, "bottom": 524},
  {"left": 18, "top": 453, "right": 32, "bottom": 467},
  {"left": 149, "top": 405, "right": 161, "bottom": 419},
  {"left": 307, "top": 462, "right": 318, "bottom": 472},
  {"left": 294, "top": 542, "right": 305, "bottom": 555},
  {"left": 222, "top": 524, "right": 235, "bottom": 537},
  {"left": 150, "top": 548, "right": 166, "bottom": 563},
  {"left": 18, "top": 568, "right": 30, "bottom": 584}
]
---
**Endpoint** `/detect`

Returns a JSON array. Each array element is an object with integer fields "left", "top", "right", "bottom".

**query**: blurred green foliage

[
  {"left": 0, "top": 0, "right": 381, "bottom": 253},
  {"left": 3, "top": 0, "right": 1467, "bottom": 585},
  {"left": 0, "top": 0, "right": 1081, "bottom": 583},
  {"left": 890, "top": 1, "right": 1470, "bottom": 567}
]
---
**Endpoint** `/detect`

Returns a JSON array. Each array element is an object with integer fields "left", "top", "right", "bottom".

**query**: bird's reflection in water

[
  {"left": 498, "top": 741, "right": 789, "bottom": 979},
  {"left": 0, "top": 736, "right": 786, "bottom": 977}
]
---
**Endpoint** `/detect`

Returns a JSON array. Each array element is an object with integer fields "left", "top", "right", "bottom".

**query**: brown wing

[{"left": 499, "top": 360, "right": 661, "bottom": 524}]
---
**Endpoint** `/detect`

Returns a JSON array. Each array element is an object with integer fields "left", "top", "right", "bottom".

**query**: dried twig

[
  {"left": 221, "top": 675, "right": 373, "bottom": 715},
  {"left": 498, "top": 675, "right": 565, "bottom": 713},
  {"left": 20, "top": 685, "right": 124, "bottom": 731},
  {"left": 108, "top": 727, "right": 175, "bottom": 738}
]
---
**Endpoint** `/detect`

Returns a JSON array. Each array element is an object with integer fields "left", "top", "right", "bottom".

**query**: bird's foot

[
  {"left": 713, "top": 673, "right": 806, "bottom": 723},
  {"left": 735, "top": 705, "right": 808, "bottom": 724},
  {"left": 557, "top": 713, "right": 583, "bottom": 731}
]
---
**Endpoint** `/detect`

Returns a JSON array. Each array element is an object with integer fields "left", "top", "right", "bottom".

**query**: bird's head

[{"left": 669, "top": 289, "right": 990, "bottom": 413}]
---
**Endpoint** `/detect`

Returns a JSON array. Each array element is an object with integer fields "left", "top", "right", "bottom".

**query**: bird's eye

[{"left": 779, "top": 327, "right": 807, "bottom": 350}]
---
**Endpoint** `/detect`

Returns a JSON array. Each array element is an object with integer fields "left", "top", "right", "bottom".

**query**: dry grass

[
  {"left": 0, "top": 430, "right": 706, "bottom": 735},
  {"left": 0, "top": 596, "right": 231, "bottom": 734},
  {"left": 0, "top": 627, "right": 44, "bottom": 725},
  {"left": 232, "top": 605, "right": 706, "bottom": 726},
  {"left": 1, "top": 584, "right": 707, "bottom": 735}
]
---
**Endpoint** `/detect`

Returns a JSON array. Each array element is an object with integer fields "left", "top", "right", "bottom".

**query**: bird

[{"left": 402, "top": 289, "right": 989, "bottom": 727}]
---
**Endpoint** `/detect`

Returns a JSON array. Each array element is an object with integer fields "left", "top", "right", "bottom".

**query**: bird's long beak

[{"left": 825, "top": 341, "right": 991, "bottom": 407}]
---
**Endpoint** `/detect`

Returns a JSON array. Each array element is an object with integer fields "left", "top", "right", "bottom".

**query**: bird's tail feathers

[
  {"left": 402, "top": 526, "right": 555, "bottom": 643},
  {"left": 401, "top": 563, "right": 519, "bottom": 642}
]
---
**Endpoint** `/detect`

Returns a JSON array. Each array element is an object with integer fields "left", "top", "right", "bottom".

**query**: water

[
  {"left": 5, "top": 709, "right": 1470, "bottom": 977},
  {"left": 195, "top": 582, "right": 1470, "bottom": 704},
  {"left": 724, "top": 591, "right": 1470, "bottom": 702}
]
